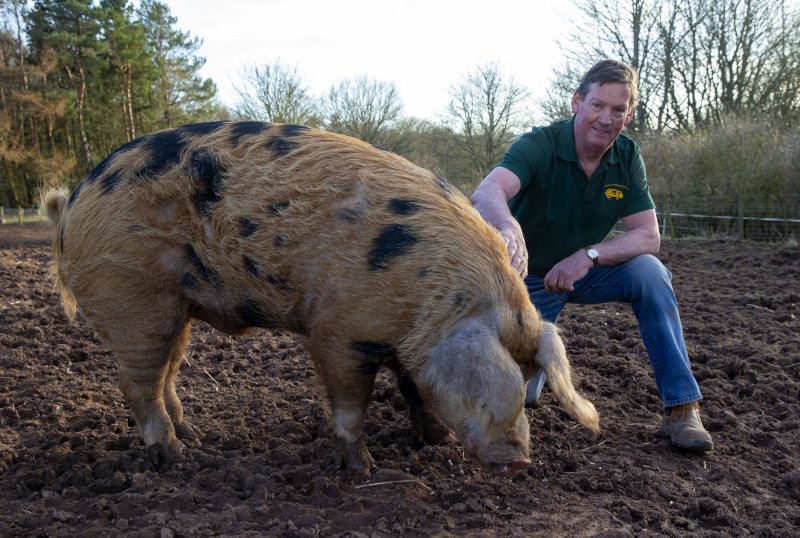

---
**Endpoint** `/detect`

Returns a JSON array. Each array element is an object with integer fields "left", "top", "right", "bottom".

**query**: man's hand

[
  {"left": 499, "top": 227, "right": 529, "bottom": 279},
  {"left": 471, "top": 167, "right": 528, "bottom": 279},
  {"left": 544, "top": 249, "right": 593, "bottom": 293}
]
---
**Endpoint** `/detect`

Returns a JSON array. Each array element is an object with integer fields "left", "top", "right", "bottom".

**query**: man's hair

[{"left": 575, "top": 59, "right": 640, "bottom": 110}]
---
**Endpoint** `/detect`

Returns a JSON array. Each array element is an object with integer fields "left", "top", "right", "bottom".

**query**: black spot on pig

[
  {"left": 266, "top": 274, "right": 293, "bottom": 292},
  {"left": 69, "top": 137, "right": 145, "bottom": 206},
  {"left": 243, "top": 256, "right": 293, "bottom": 291},
  {"left": 387, "top": 198, "right": 421, "bottom": 215},
  {"left": 185, "top": 244, "right": 220, "bottom": 286},
  {"left": 268, "top": 201, "right": 290, "bottom": 215},
  {"left": 243, "top": 256, "right": 260, "bottom": 278},
  {"left": 282, "top": 124, "right": 309, "bottom": 137},
  {"left": 454, "top": 292, "right": 468, "bottom": 309},
  {"left": 265, "top": 136, "right": 299, "bottom": 157},
  {"left": 230, "top": 121, "right": 270, "bottom": 145},
  {"left": 368, "top": 224, "right": 419, "bottom": 271},
  {"left": 274, "top": 234, "right": 289, "bottom": 247},
  {"left": 516, "top": 311, "right": 525, "bottom": 331},
  {"left": 352, "top": 341, "right": 396, "bottom": 375},
  {"left": 190, "top": 150, "right": 226, "bottom": 216},
  {"left": 59, "top": 225, "right": 65, "bottom": 254},
  {"left": 239, "top": 218, "right": 258, "bottom": 237},
  {"left": 67, "top": 181, "right": 87, "bottom": 209},
  {"left": 134, "top": 130, "right": 188, "bottom": 180},
  {"left": 418, "top": 267, "right": 430, "bottom": 278},
  {"left": 181, "top": 121, "right": 226, "bottom": 137},
  {"left": 236, "top": 299, "right": 271, "bottom": 327},
  {"left": 100, "top": 169, "right": 125, "bottom": 194}
]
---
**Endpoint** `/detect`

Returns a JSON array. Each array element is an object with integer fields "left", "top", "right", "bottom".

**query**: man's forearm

[{"left": 590, "top": 226, "right": 660, "bottom": 266}]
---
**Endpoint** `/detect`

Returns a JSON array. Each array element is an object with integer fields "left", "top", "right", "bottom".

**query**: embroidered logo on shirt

[{"left": 605, "top": 188, "right": 624, "bottom": 200}]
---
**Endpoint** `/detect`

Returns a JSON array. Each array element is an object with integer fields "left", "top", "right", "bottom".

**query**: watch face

[{"left": 588, "top": 248, "right": 599, "bottom": 259}]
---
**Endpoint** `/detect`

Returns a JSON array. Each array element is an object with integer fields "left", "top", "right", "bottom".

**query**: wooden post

[
  {"left": 664, "top": 198, "right": 675, "bottom": 239},
  {"left": 737, "top": 196, "right": 745, "bottom": 240},
  {"left": 0, "top": 207, "right": 4, "bottom": 225},
  {"left": 18, "top": 207, "right": 23, "bottom": 225}
]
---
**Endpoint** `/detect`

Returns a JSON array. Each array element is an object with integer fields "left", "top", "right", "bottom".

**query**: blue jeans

[{"left": 525, "top": 254, "right": 702, "bottom": 408}]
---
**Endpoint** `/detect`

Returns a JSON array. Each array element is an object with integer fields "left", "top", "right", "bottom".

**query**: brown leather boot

[{"left": 661, "top": 402, "right": 714, "bottom": 452}]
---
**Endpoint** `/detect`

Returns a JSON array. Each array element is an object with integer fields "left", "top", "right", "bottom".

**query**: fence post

[
  {"left": 664, "top": 198, "right": 675, "bottom": 239},
  {"left": 0, "top": 207, "right": 4, "bottom": 225},
  {"left": 18, "top": 207, "right": 23, "bottom": 225},
  {"left": 737, "top": 196, "right": 745, "bottom": 240}
]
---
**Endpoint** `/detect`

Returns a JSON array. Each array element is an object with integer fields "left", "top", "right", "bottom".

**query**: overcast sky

[{"left": 162, "top": 0, "right": 580, "bottom": 120}]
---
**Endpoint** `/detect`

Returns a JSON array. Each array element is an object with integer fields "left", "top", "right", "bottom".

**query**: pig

[{"left": 43, "top": 121, "right": 599, "bottom": 476}]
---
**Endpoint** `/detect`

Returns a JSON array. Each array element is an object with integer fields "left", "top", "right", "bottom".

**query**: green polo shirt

[{"left": 498, "top": 118, "right": 655, "bottom": 277}]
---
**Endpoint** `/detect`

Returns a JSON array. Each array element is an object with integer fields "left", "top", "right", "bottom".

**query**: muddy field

[{"left": 0, "top": 223, "right": 798, "bottom": 537}]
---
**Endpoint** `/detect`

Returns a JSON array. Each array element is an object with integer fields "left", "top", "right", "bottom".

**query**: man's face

[{"left": 571, "top": 82, "right": 634, "bottom": 155}]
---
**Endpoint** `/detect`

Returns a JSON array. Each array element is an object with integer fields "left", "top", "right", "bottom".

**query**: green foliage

[
  {"left": 641, "top": 114, "right": 800, "bottom": 216},
  {"left": 0, "top": 0, "right": 221, "bottom": 206}
]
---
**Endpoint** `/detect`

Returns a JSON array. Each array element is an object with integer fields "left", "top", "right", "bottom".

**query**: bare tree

[
  {"left": 232, "top": 60, "right": 319, "bottom": 125},
  {"left": 445, "top": 63, "right": 530, "bottom": 180},
  {"left": 322, "top": 76, "right": 403, "bottom": 147},
  {"left": 537, "top": 65, "right": 584, "bottom": 123},
  {"left": 555, "top": 0, "right": 800, "bottom": 132}
]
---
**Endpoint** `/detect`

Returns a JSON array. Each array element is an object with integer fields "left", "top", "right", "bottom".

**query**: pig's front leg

[
  {"left": 307, "top": 343, "right": 377, "bottom": 474},
  {"left": 394, "top": 370, "right": 454, "bottom": 445}
]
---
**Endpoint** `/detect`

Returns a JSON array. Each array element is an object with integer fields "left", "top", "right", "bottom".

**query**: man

[{"left": 471, "top": 59, "right": 713, "bottom": 452}]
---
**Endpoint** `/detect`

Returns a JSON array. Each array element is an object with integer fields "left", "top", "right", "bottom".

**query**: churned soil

[{"left": 1, "top": 223, "right": 798, "bottom": 537}]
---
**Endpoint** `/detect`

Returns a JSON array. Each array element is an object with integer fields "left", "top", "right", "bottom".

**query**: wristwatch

[{"left": 586, "top": 247, "right": 600, "bottom": 266}]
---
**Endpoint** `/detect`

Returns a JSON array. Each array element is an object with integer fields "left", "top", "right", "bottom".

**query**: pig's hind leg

[
  {"left": 114, "top": 314, "right": 193, "bottom": 463},
  {"left": 162, "top": 322, "right": 200, "bottom": 445},
  {"left": 86, "top": 287, "right": 194, "bottom": 464}
]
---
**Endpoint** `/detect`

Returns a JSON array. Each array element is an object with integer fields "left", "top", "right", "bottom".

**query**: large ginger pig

[{"left": 44, "top": 121, "right": 599, "bottom": 477}]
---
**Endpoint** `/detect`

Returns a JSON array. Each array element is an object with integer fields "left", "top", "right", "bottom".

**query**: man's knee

[
  {"left": 625, "top": 254, "right": 674, "bottom": 296},
  {"left": 628, "top": 254, "right": 671, "bottom": 282}
]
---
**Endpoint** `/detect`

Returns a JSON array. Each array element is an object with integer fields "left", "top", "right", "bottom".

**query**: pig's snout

[
  {"left": 464, "top": 422, "right": 532, "bottom": 477},
  {"left": 490, "top": 457, "right": 532, "bottom": 477}
]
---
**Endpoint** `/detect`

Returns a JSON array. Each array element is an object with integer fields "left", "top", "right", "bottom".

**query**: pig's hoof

[
  {"left": 146, "top": 440, "right": 186, "bottom": 465},
  {"left": 334, "top": 437, "right": 375, "bottom": 475},
  {"left": 410, "top": 407, "right": 454, "bottom": 445},
  {"left": 174, "top": 421, "right": 201, "bottom": 446}
]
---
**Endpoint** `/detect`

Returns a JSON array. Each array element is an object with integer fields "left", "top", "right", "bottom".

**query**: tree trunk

[
  {"left": 76, "top": 65, "right": 92, "bottom": 167},
  {"left": 125, "top": 65, "right": 136, "bottom": 140}
]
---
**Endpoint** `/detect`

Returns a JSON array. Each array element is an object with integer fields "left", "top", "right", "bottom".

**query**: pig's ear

[{"left": 417, "top": 317, "right": 526, "bottom": 428}]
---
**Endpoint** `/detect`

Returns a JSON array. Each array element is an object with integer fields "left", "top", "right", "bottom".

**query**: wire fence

[
  {"left": 0, "top": 206, "right": 45, "bottom": 225},
  {"left": 651, "top": 196, "right": 800, "bottom": 242},
  {"left": 4, "top": 196, "right": 800, "bottom": 242}
]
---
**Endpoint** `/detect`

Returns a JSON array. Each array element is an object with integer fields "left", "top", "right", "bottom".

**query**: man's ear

[
  {"left": 624, "top": 108, "right": 635, "bottom": 125},
  {"left": 571, "top": 91, "right": 583, "bottom": 114}
]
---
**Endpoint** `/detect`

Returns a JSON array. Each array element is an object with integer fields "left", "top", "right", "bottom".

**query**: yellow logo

[{"left": 605, "top": 188, "right": 624, "bottom": 200}]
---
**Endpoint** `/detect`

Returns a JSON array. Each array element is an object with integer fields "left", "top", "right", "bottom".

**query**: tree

[
  {"left": 232, "top": 60, "right": 318, "bottom": 125},
  {"left": 135, "top": 0, "right": 220, "bottom": 131},
  {"left": 444, "top": 63, "right": 530, "bottom": 181},
  {"left": 28, "top": 0, "right": 104, "bottom": 167},
  {"left": 322, "top": 76, "right": 403, "bottom": 147},
  {"left": 100, "top": 0, "right": 151, "bottom": 141}
]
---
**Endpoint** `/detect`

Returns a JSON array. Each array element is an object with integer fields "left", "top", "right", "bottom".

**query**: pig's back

[{"left": 57, "top": 122, "right": 522, "bottom": 342}]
